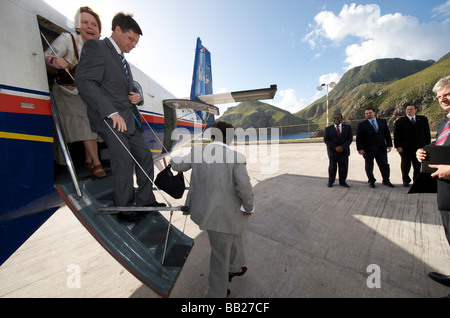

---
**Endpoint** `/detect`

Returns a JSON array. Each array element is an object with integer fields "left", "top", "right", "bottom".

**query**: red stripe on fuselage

[{"left": 0, "top": 93, "right": 51, "bottom": 116}]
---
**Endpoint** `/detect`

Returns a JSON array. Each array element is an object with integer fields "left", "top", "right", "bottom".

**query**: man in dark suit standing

[
  {"left": 417, "top": 76, "right": 450, "bottom": 289},
  {"left": 394, "top": 105, "right": 431, "bottom": 187},
  {"left": 356, "top": 107, "right": 394, "bottom": 188},
  {"left": 324, "top": 114, "right": 353, "bottom": 188},
  {"left": 76, "top": 13, "right": 163, "bottom": 221}
]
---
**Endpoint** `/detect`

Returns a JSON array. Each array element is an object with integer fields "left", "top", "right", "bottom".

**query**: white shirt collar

[{"left": 109, "top": 36, "right": 122, "bottom": 54}]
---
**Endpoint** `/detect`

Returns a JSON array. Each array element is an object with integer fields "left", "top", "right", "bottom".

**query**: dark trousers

[
  {"left": 99, "top": 125, "right": 156, "bottom": 207},
  {"left": 328, "top": 154, "right": 349, "bottom": 184},
  {"left": 440, "top": 210, "right": 450, "bottom": 246},
  {"left": 400, "top": 150, "right": 421, "bottom": 184},
  {"left": 364, "top": 150, "right": 390, "bottom": 183}
]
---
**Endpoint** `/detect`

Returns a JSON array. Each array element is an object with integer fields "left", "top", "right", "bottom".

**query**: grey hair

[{"left": 433, "top": 75, "right": 450, "bottom": 94}]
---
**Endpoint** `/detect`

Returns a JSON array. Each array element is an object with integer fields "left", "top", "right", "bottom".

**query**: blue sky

[{"left": 44, "top": 0, "right": 450, "bottom": 116}]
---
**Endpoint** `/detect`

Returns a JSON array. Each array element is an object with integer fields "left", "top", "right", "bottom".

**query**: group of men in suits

[
  {"left": 324, "top": 108, "right": 396, "bottom": 189},
  {"left": 325, "top": 76, "right": 450, "bottom": 292},
  {"left": 324, "top": 106, "right": 430, "bottom": 189}
]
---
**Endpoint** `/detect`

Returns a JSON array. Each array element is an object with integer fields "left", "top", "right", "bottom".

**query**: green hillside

[
  {"left": 219, "top": 101, "right": 318, "bottom": 134},
  {"left": 295, "top": 54, "right": 450, "bottom": 131}
]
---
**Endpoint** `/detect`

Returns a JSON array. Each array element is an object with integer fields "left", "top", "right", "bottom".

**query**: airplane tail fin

[
  {"left": 190, "top": 37, "right": 213, "bottom": 101},
  {"left": 189, "top": 37, "right": 277, "bottom": 128}
]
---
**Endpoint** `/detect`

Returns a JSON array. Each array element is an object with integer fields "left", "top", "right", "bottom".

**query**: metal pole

[{"left": 326, "top": 84, "right": 329, "bottom": 127}]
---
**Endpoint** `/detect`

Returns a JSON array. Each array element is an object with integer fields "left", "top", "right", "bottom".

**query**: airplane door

[{"left": 162, "top": 103, "right": 177, "bottom": 154}]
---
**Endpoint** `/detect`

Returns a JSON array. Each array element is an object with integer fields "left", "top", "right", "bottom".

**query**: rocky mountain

[{"left": 296, "top": 53, "right": 450, "bottom": 132}]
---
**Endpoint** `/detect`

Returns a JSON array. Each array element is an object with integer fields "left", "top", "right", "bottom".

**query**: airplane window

[{"left": 133, "top": 81, "right": 144, "bottom": 106}]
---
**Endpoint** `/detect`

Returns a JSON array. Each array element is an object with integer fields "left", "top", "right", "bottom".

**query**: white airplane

[{"left": 0, "top": 0, "right": 277, "bottom": 297}]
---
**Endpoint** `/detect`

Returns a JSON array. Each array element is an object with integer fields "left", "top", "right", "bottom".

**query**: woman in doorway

[{"left": 45, "top": 6, "right": 105, "bottom": 177}]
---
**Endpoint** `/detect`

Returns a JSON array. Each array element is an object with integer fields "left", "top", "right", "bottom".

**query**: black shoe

[
  {"left": 382, "top": 181, "right": 395, "bottom": 187},
  {"left": 229, "top": 266, "right": 247, "bottom": 282},
  {"left": 117, "top": 212, "right": 145, "bottom": 222},
  {"left": 327, "top": 182, "right": 333, "bottom": 188},
  {"left": 402, "top": 183, "right": 410, "bottom": 187},
  {"left": 369, "top": 183, "right": 376, "bottom": 188},
  {"left": 428, "top": 272, "right": 450, "bottom": 287},
  {"left": 340, "top": 182, "right": 350, "bottom": 188}
]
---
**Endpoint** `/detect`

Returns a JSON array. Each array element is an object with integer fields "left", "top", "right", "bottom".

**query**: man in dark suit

[
  {"left": 324, "top": 114, "right": 353, "bottom": 188},
  {"left": 76, "top": 13, "right": 163, "bottom": 220},
  {"left": 356, "top": 107, "right": 394, "bottom": 188},
  {"left": 394, "top": 105, "right": 431, "bottom": 187},
  {"left": 417, "top": 76, "right": 450, "bottom": 289}
]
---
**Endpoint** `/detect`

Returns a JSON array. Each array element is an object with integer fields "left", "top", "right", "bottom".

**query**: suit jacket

[
  {"left": 324, "top": 124, "right": 353, "bottom": 157},
  {"left": 356, "top": 118, "right": 392, "bottom": 156},
  {"left": 435, "top": 117, "right": 450, "bottom": 211},
  {"left": 393, "top": 115, "right": 431, "bottom": 152},
  {"left": 170, "top": 143, "right": 254, "bottom": 235},
  {"left": 75, "top": 38, "right": 141, "bottom": 135}
]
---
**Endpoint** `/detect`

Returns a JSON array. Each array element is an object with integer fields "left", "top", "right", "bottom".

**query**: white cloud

[
  {"left": 275, "top": 89, "right": 307, "bottom": 113},
  {"left": 304, "top": 3, "right": 450, "bottom": 69},
  {"left": 432, "top": 0, "right": 450, "bottom": 21}
]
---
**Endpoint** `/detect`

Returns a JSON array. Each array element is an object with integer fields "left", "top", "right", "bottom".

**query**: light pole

[{"left": 317, "top": 82, "right": 336, "bottom": 127}]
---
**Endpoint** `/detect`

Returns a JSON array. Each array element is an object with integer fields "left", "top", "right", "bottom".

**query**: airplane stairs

[{"left": 55, "top": 174, "right": 194, "bottom": 298}]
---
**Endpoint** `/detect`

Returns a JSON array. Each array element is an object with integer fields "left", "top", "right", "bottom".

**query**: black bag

[{"left": 154, "top": 164, "right": 186, "bottom": 199}]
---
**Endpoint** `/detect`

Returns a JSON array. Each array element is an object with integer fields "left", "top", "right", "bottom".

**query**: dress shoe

[
  {"left": 340, "top": 182, "right": 350, "bottom": 188},
  {"left": 428, "top": 272, "right": 450, "bottom": 287},
  {"left": 369, "top": 183, "right": 376, "bottom": 188},
  {"left": 117, "top": 212, "right": 145, "bottom": 222},
  {"left": 327, "top": 182, "right": 333, "bottom": 188},
  {"left": 402, "top": 183, "right": 410, "bottom": 187},
  {"left": 229, "top": 266, "right": 247, "bottom": 282},
  {"left": 382, "top": 181, "right": 395, "bottom": 187}
]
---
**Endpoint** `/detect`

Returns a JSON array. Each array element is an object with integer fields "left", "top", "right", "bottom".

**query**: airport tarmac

[{"left": 1, "top": 141, "right": 449, "bottom": 298}]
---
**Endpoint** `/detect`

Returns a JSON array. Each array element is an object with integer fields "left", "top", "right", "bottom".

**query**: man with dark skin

[{"left": 324, "top": 113, "right": 353, "bottom": 188}]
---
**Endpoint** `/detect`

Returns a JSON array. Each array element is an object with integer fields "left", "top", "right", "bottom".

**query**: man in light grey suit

[
  {"left": 76, "top": 13, "right": 163, "bottom": 220},
  {"left": 170, "top": 121, "right": 255, "bottom": 298}
]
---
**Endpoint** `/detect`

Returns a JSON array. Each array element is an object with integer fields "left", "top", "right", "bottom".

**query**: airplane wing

[
  {"left": 196, "top": 85, "right": 277, "bottom": 105},
  {"left": 164, "top": 99, "right": 220, "bottom": 115}
]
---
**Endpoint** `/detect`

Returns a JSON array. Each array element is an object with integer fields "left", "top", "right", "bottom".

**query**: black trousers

[
  {"left": 328, "top": 154, "right": 349, "bottom": 184},
  {"left": 440, "top": 210, "right": 450, "bottom": 246},
  {"left": 400, "top": 149, "right": 421, "bottom": 184},
  {"left": 99, "top": 125, "right": 156, "bottom": 207},
  {"left": 364, "top": 149, "right": 390, "bottom": 183}
]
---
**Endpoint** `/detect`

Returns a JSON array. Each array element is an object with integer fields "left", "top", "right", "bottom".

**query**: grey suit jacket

[
  {"left": 170, "top": 143, "right": 254, "bottom": 235},
  {"left": 75, "top": 38, "right": 141, "bottom": 135}
]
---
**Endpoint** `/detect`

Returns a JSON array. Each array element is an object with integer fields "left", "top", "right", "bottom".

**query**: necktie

[
  {"left": 411, "top": 117, "right": 416, "bottom": 125},
  {"left": 371, "top": 120, "right": 378, "bottom": 132},
  {"left": 119, "top": 53, "right": 129, "bottom": 80},
  {"left": 336, "top": 125, "right": 341, "bottom": 137},
  {"left": 436, "top": 118, "right": 450, "bottom": 146},
  {"left": 120, "top": 53, "right": 141, "bottom": 128}
]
